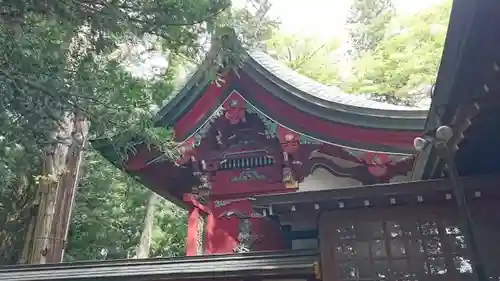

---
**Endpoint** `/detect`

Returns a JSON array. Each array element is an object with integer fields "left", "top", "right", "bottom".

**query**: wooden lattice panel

[{"left": 319, "top": 207, "right": 474, "bottom": 281}]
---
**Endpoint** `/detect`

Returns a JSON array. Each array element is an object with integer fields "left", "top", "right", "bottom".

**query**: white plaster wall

[
  {"left": 389, "top": 171, "right": 411, "bottom": 183},
  {"left": 299, "top": 167, "right": 362, "bottom": 191},
  {"left": 299, "top": 167, "right": 412, "bottom": 190}
]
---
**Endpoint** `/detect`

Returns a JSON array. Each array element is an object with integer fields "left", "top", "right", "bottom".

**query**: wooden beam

[{"left": 253, "top": 174, "right": 500, "bottom": 207}]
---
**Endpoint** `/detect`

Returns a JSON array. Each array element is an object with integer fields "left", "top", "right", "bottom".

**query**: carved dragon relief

[
  {"left": 218, "top": 210, "right": 265, "bottom": 253},
  {"left": 231, "top": 168, "right": 267, "bottom": 182},
  {"left": 304, "top": 149, "right": 414, "bottom": 185}
]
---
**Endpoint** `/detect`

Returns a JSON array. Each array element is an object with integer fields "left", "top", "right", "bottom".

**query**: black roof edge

[
  {"left": 1, "top": 249, "right": 317, "bottom": 269},
  {"left": 245, "top": 56, "right": 429, "bottom": 120},
  {"left": 153, "top": 37, "right": 246, "bottom": 127},
  {"left": 424, "top": 0, "right": 485, "bottom": 131},
  {"left": 154, "top": 60, "right": 213, "bottom": 127},
  {"left": 241, "top": 62, "right": 426, "bottom": 132},
  {"left": 0, "top": 250, "right": 318, "bottom": 281},
  {"left": 421, "top": 0, "right": 499, "bottom": 179}
]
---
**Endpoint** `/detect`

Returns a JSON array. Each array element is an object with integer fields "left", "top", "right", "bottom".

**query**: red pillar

[{"left": 185, "top": 207, "right": 200, "bottom": 256}]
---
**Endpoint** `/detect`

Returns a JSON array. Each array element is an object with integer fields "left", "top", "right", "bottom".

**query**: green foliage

[
  {"left": 65, "top": 152, "right": 186, "bottom": 261},
  {"left": 344, "top": 0, "right": 452, "bottom": 105},
  {"left": 0, "top": 0, "right": 242, "bottom": 156},
  {"left": 0, "top": 144, "right": 39, "bottom": 265},
  {"left": 0, "top": 0, "right": 278, "bottom": 265},
  {"left": 0, "top": 0, "right": 284, "bottom": 264},
  {"left": 347, "top": 0, "right": 395, "bottom": 56},
  {"left": 266, "top": 32, "right": 342, "bottom": 85},
  {"left": 265, "top": 0, "right": 451, "bottom": 107},
  {"left": 222, "top": 0, "right": 279, "bottom": 48}
]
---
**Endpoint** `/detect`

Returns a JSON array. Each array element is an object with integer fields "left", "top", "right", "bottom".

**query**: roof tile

[{"left": 249, "top": 51, "right": 426, "bottom": 111}]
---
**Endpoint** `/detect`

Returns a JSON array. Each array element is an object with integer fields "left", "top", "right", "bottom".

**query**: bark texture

[
  {"left": 26, "top": 111, "right": 89, "bottom": 264},
  {"left": 136, "top": 192, "right": 157, "bottom": 259}
]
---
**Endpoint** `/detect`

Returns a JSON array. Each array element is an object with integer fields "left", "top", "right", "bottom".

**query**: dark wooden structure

[
  {"left": 253, "top": 175, "right": 500, "bottom": 281},
  {"left": 0, "top": 250, "right": 319, "bottom": 281},
  {"left": 413, "top": 0, "right": 500, "bottom": 179},
  {"left": 2, "top": 0, "right": 500, "bottom": 280}
]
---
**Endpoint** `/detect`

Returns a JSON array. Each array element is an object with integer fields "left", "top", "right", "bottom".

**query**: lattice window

[
  {"left": 333, "top": 218, "right": 471, "bottom": 281},
  {"left": 196, "top": 214, "right": 206, "bottom": 256}
]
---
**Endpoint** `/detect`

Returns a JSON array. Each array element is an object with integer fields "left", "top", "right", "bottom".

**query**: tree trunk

[
  {"left": 49, "top": 111, "right": 89, "bottom": 263},
  {"left": 136, "top": 192, "right": 157, "bottom": 259},
  {"left": 19, "top": 207, "right": 36, "bottom": 264},
  {"left": 27, "top": 111, "right": 89, "bottom": 264}
]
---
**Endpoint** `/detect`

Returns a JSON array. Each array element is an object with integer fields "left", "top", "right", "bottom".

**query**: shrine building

[{"left": 2, "top": 0, "right": 500, "bottom": 280}]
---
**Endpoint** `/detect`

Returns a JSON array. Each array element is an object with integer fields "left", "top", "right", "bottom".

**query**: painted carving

[
  {"left": 193, "top": 107, "right": 225, "bottom": 147},
  {"left": 224, "top": 97, "right": 246, "bottom": 124},
  {"left": 216, "top": 130, "right": 223, "bottom": 146},
  {"left": 177, "top": 137, "right": 196, "bottom": 163},
  {"left": 304, "top": 149, "right": 414, "bottom": 185},
  {"left": 203, "top": 160, "right": 219, "bottom": 172},
  {"left": 282, "top": 167, "right": 298, "bottom": 188},
  {"left": 309, "top": 150, "right": 362, "bottom": 168},
  {"left": 227, "top": 138, "right": 257, "bottom": 149},
  {"left": 274, "top": 126, "right": 301, "bottom": 189},
  {"left": 176, "top": 90, "right": 413, "bottom": 199},
  {"left": 175, "top": 90, "right": 416, "bottom": 188},
  {"left": 199, "top": 174, "right": 211, "bottom": 189},
  {"left": 196, "top": 215, "right": 206, "bottom": 255},
  {"left": 343, "top": 149, "right": 395, "bottom": 177},
  {"left": 245, "top": 102, "right": 277, "bottom": 139},
  {"left": 219, "top": 210, "right": 264, "bottom": 253},
  {"left": 277, "top": 126, "right": 299, "bottom": 154},
  {"left": 299, "top": 135, "right": 322, "bottom": 145},
  {"left": 305, "top": 149, "right": 377, "bottom": 185},
  {"left": 231, "top": 168, "right": 266, "bottom": 182},
  {"left": 220, "top": 149, "right": 270, "bottom": 159},
  {"left": 361, "top": 152, "right": 391, "bottom": 177},
  {"left": 214, "top": 198, "right": 248, "bottom": 208},
  {"left": 192, "top": 174, "right": 212, "bottom": 199}
]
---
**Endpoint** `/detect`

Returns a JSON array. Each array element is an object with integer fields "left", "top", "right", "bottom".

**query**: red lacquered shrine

[
  {"left": 3, "top": 0, "right": 500, "bottom": 280},
  {"left": 110, "top": 45, "right": 428, "bottom": 256}
]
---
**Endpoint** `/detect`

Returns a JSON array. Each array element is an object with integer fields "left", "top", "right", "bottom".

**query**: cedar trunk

[
  {"left": 136, "top": 192, "right": 157, "bottom": 259},
  {"left": 26, "top": 111, "right": 89, "bottom": 264}
]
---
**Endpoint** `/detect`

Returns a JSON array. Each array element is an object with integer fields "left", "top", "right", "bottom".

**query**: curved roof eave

[
  {"left": 154, "top": 47, "right": 429, "bottom": 133},
  {"left": 246, "top": 51, "right": 429, "bottom": 119}
]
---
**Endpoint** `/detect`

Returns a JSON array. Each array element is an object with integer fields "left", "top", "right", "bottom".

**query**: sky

[{"left": 267, "top": 0, "right": 446, "bottom": 39}]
